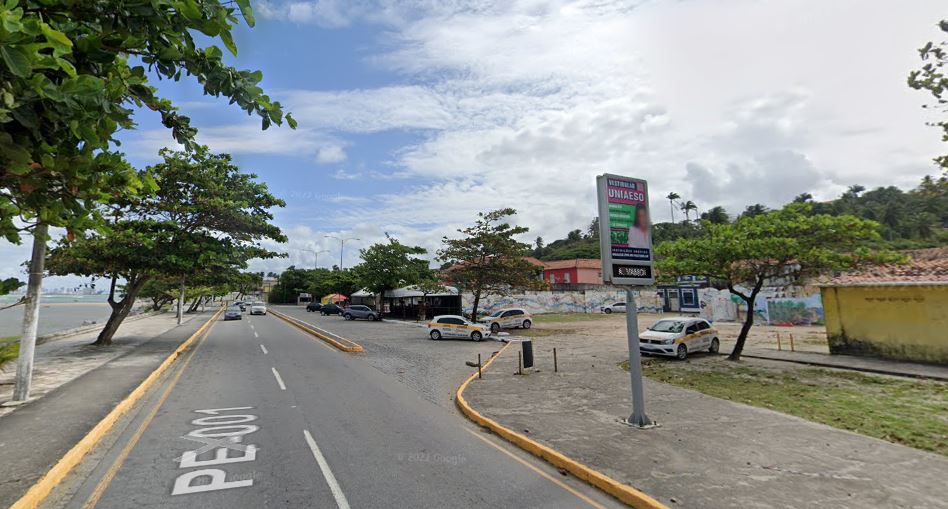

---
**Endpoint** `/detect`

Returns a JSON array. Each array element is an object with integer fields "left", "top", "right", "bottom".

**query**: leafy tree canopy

[
  {"left": 908, "top": 19, "right": 948, "bottom": 170},
  {"left": 352, "top": 235, "right": 428, "bottom": 299},
  {"left": 0, "top": 0, "right": 295, "bottom": 242}
]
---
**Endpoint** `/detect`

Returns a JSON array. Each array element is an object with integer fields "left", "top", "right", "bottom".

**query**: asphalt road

[{"left": 47, "top": 310, "right": 623, "bottom": 509}]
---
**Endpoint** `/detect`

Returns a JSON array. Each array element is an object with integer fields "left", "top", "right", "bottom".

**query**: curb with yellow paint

[
  {"left": 268, "top": 308, "right": 364, "bottom": 353},
  {"left": 455, "top": 342, "right": 669, "bottom": 509},
  {"left": 9, "top": 307, "right": 225, "bottom": 509}
]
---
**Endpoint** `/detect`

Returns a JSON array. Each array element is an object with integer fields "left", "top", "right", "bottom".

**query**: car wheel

[
  {"left": 490, "top": 322, "right": 500, "bottom": 333},
  {"left": 344, "top": 314, "right": 352, "bottom": 320},
  {"left": 522, "top": 319, "right": 532, "bottom": 329},
  {"left": 430, "top": 330, "right": 442, "bottom": 340},
  {"left": 676, "top": 344, "right": 688, "bottom": 360},
  {"left": 709, "top": 337, "right": 720, "bottom": 354},
  {"left": 471, "top": 331, "right": 483, "bottom": 342},
  {"left": 604, "top": 308, "right": 612, "bottom": 314}
]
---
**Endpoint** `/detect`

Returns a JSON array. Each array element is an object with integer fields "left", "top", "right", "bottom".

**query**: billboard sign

[{"left": 597, "top": 173, "right": 655, "bottom": 286}]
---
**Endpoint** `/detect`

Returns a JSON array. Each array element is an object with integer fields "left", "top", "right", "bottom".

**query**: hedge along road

[{"left": 42, "top": 311, "right": 625, "bottom": 509}]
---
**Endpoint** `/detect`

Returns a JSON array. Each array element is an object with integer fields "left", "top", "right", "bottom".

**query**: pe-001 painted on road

[
  {"left": 638, "top": 317, "right": 719, "bottom": 360},
  {"left": 172, "top": 406, "right": 259, "bottom": 496},
  {"left": 427, "top": 315, "right": 491, "bottom": 342}
]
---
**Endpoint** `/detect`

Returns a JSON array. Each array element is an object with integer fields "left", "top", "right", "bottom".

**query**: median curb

[
  {"left": 455, "top": 342, "right": 668, "bottom": 509},
  {"left": 269, "top": 309, "right": 364, "bottom": 353},
  {"left": 8, "top": 307, "right": 224, "bottom": 509}
]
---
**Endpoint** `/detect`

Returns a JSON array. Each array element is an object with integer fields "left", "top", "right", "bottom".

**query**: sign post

[{"left": 597, "top": 173, "right": 656, "bottom": 428}]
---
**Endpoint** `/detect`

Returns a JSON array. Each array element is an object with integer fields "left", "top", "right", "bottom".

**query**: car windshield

[{"left": 649, "top": 320, "right": 686, "bottom": 333}]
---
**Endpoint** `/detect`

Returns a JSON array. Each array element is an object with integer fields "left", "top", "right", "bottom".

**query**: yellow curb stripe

[
  {"left": 455, "top": 342, "right": 669, "bottom": 509},
  {"left": 9, "top": 307, "right": 225, "bottom": 509},
  {"left": 269, "top": 309, "right": 364, "bottom": 353}
]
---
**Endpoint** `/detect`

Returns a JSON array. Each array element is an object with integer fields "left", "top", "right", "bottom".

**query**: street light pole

[{"left": 324, "top": 235, "right": 360, "bottom": 269}]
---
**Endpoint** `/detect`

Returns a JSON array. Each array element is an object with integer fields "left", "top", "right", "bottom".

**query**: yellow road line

[
  {"left": 463, "top": 427, "right": 608, "bottom": 509},
  {"left": 81, "top": 317, "right": 217, "bottom": 508},
  {"left": 455, "top": 342, "right": 669, "bottom": 509},
  {"left": 9, "top": 308, "right": 224, "bottom": 509}
]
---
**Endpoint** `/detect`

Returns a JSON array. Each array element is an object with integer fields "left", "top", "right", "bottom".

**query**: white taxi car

[
  {"left": 639, "top": 317, "right": 719, "bottom": 360},
  {"left": 249, "top": 301, "right": 267, "bottom": 315},
  {"left": 479, "top": 308, "right": 532, "bottom": 333},
  {"left": 427, "top": 315, "right": 491, "bottom": 342}
]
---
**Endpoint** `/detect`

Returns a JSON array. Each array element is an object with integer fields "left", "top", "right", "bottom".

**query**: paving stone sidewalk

[{"left": 465, "top": 338, "right": 948, "bottom": 508}]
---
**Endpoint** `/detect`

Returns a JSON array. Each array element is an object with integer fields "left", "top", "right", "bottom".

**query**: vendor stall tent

[
  {"left": 320, "top": 293, "right": 348, "bottom": 305},
  {"left": 351, "top": 286, "right": 461, "bottom": 320}
]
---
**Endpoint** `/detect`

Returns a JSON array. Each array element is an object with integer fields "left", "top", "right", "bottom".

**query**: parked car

[
  {"left": 427, "top": 315, "right": 491, "bottom": 342},
  {"left": 306, "top": 302, "right": 322, "bottom": 312},
  {"left": 320, "top": 303, "right": 343, "bottom": 316},
  {"left": 224, "top": 306, "right": 242, "bottom": 320},
  {"left": 343, "top": 305, "right": 381, "bottom": 321},
  {"left": 479, "top": 308, "right": 532, "bottom": 333},
  {"left": 601, "top": 302, "right": 627, "bottom": 314},
  {"left": 249, "top": 302, "right": 267, "bottom": 315},
  {"left": 638, "top": 317, "right": 719, "bottom": 360}
]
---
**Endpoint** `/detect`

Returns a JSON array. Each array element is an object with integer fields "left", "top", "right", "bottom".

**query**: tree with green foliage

[
  {"left": 909, "top": 19, "right": 948, "bottom": 171},
  {"left": 700, "top": 206, "right": 730, "bottom": 224},
  {"left": 47, "top": 149, "right": 285, "bottom": 344},
  {"left": 666, "top": 192, "right": 680, "bottom": 223},
  {"left": 439, "top": 208, "right": 544, "bottom": 319},
  {"left": 679, "top": 200, "right": 698, "bottom": 222},
  {"left": 353, "top": 235, "right": 428, "bottom": 312},
  {"left": 656, "top": 205, "right": 902, "bottom": 361}
]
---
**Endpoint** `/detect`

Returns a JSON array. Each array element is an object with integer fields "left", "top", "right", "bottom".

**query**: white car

[
  {"left": 249, "top": 302, "right": 267, "bottom": 315},
  {"left": 479, "top": 308, "right": 532, "bottom": 333},
  {"left": 601, "top": 302, "right": 627, "bottom": 314},
  {"left": 639, "top": 317, "right": 719, "bottom": 360},
  {"left": 427, "top": 315, "right": 491, "bottom": 342}
]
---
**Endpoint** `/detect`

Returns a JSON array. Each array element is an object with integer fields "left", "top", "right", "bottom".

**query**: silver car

[
  {"left": 224, "top": 306, "right": 242, "bottom": 320},
  {"left": 343, "top": 305, "right": 380, "bottom": 321}
]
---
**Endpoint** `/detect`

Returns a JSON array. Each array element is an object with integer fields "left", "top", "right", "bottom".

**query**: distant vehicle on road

[
  {"left": 249, "top": 302, "right": 267, "bottom": 315},
  {"left": 601, "top": 302, "right": 627, "bottom": 314},
  {"left": 344, "top": 305, "right": 381, "bottom": 321},
  {"left": 235, "top": 301, "right": 247, "bottom": 311},
  {"left": 479, "top": 308, "right": 532, "bottom": 333},
  {"left": 427, "top": 315, "right": 491, "bottom": 342},
  {"left": 224, "top": 306, "right": 242, "bottom": 320},
  {"left": 639, "top": 317, "right": 719, "bottom": 360},
  {"left": 306, "top": 302, "right": 322, "bottom": 312},
  {"left": 320, "top": 303, "right": 343, "bottom": 316}
]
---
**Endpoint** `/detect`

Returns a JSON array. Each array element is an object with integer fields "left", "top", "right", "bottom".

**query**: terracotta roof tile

[{"left": 826, "top": 247, "right": 948, "bottom": 285}]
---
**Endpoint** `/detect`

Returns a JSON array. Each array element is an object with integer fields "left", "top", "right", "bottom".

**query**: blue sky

[{"left": 2, "top": 0, "right": 946, "bottom": 287}]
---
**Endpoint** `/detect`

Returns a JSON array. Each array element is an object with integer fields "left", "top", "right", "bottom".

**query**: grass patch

[
  {"left": 0, "top": 336, "right": 19, "bottom": 368},
  {"left": 622, "top": 358, "right": 948, "bottom": 456},
  {"left": 533, "top": 313, "right": 615, "bottom": 324}
]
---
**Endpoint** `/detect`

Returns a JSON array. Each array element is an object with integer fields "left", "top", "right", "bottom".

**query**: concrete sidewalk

[
  {"left": 0, "top": 311, "right": 211, "bottom": 507},
  {"left": 464, "top": 339, "right": 948, "bottom": 508},
  {"left": 740, "top": 348, "right": 948, "bottom": 381}
]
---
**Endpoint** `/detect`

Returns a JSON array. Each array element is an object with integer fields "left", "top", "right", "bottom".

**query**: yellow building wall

[{"left": 821, "top": 285, "right": 948, "bottom": 364}]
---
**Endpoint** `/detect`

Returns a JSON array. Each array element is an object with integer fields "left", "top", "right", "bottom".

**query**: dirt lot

[{"left": 532, "top": 311, "right": 829, "bottom": 353}]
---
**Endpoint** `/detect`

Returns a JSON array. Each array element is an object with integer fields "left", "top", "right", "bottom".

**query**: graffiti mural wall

[
  {"left": 698, "top": 287, "right": 824, "bottom": 325},
  {"left": 462, "top": 290, "right": 664, "bottom": 315}
]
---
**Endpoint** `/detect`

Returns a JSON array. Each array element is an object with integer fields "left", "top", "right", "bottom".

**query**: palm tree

[
  {"left": 700, "top": 206, "right": 730, "bottom": 224},
  {"left": 679, "top": 200, "right": 697, "bottom": 222},
  {"left": 666, "top": 192, "right": 680, "bottom": 223}
]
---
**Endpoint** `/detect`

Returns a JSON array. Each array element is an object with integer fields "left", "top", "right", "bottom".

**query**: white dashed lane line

[
  {"left": 271, "top": 367, "right": 287, "bottom": 390},
  {"left": 260, "top": 344, "right": 268, "bottom": 355},
  {"left": 254, "top": 331, "right": 259, "bottom": 338},
  {"left": 303, "top": 429, "right": 351, "bottom": 509}
]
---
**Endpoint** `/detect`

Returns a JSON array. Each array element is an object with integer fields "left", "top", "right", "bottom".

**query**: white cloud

[{"left": 316, "top": 145, "right": 347, "bottom": 164}]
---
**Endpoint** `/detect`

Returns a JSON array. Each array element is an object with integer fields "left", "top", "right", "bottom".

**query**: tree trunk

[
  {"left": 470, "top": 289, "right": 481, "bottom": 321},
  {"left": 95, "top": 277, "right": 148, "bottom": 346},
  {"left": 12, "top": 223, "right": 49, "bottom": 402},
  {"left": 728, "top": 279, "right": 764, "bottom": 361},
  {"left": 176, "top": 282, "right": 185, "bottom": 325}
]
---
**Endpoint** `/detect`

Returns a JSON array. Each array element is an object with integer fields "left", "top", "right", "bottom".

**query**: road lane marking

[
  {"left": 260, "top": 344, "right": 268, "bottom": 355},
  {"left": 303, "top": 430, "right": 351, "bottom": 509},
  {"left": 80, "top": 319, "right": 218, "bottom": 509},
  {"left": 254, "top": 331, "right": 259, "bottom": 338},
  {"left": 271, "top": 367, "right": 287, "bottom": 390},
  {"left": 462, "top": 428, "right": 608, "bottom": 509}
]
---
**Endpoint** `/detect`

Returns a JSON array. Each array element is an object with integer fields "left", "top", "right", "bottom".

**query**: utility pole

[
  {"left": 324, "top": 235, "right": 359, "bottom": 269},
  {"left": 10, "top": 223, "right": 48, "bottom": 403}
]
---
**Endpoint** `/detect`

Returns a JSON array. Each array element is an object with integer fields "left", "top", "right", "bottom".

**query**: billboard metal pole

[{"left": 624, "top": 287, "right": 652, "bottom": 426}]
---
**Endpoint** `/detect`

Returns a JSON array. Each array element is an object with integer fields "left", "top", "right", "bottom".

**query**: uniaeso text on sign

[{"left": 596, "top": 174, "right": 655, "bottom": 286}]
